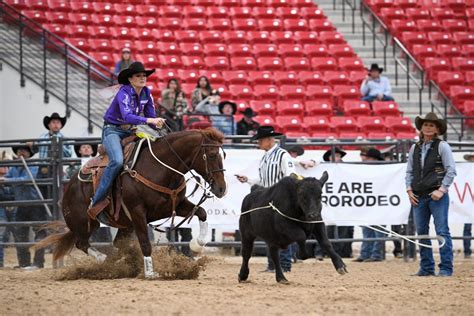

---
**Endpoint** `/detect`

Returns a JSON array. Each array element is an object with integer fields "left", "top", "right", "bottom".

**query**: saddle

[{"left": 79, "top": 135, "right": 143, "bottom": 226}]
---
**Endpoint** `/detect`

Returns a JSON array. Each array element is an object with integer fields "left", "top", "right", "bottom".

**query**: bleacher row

[
  {"left": 366, "top": 0, "right": 474, "bottom": 126},
  {"left": 5, "top": 0, "right": 418, "bottom": 139}
]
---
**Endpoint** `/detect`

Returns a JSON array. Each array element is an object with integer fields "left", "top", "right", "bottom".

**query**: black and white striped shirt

[{"left": 249, "top": 144, "right": 296, "bottom": 188}]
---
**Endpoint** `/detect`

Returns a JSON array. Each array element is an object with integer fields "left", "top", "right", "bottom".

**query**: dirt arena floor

[{"left": 1, "top": 248, "right": 474, "bottom": 315}]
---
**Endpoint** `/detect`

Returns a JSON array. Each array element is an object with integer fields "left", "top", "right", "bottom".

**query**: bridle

[{"left": 188, "top": 136, "right": 226, "bottom": 190}]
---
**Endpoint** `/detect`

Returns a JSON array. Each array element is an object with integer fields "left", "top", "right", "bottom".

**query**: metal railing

[{"left": 0, "top": 2, "right": 115, "bottom": 133}]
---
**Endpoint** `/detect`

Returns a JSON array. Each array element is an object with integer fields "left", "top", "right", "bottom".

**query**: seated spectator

[
  {"left": 114, "top": 47, "right": 133, "bottom": 75},
  {"left": 3, "top": 145, "right": 46, "bottom": 269},
  {"left": 360, "top": 64, "right": 394, "bottom": 102},
  {"left": 196, "top": 90, "right": 236, "bottom": 135},
  {"left": 323, "top": 147, "right": 346, "bottom": 163},
  {"left": 191, "top": 76, "right": 212, "bottom": 111},
  {"left": 237, "top": 108, "right": 260, "bottom": 137},
  {"left": 286, "top": 145, "right": 316, "bottom": 169},
  {"left": 160, "top": 78, "right": 190, "bottom": 131}
]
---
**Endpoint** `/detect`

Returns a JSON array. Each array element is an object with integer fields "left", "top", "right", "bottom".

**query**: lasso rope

[{"left": 240, "top": 202, "right": 446, "bottom": 249}]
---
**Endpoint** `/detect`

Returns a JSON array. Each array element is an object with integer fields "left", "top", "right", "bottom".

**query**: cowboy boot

[{"left": 87, "top": 197, "right": 111, "bottom": 221}]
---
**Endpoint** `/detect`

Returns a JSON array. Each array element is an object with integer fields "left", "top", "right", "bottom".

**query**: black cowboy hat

[
  {"left": 218, "top": 101, "right": 237, "bottom": 115},
  {"left": 323, "top": 147, "right": 347, "bottom": 162},
  {"left": 285, "top": 145, "right": 305, "bottom": 156},
  {"left": 415, "top": 112, "right": 447, "bottom": 136},
  {"left": 368, "top": 63, "right": 384, "bottom": 73},
  {"left": 12, "top": 144, "right": 35, "bottom": 157},
  {"left": 74, "top": 144, "right": 98, "bottom": 158},
  {"left": 364, "top": 148, "right": 384, "bottom": 161},
  {"left": 43, "top": 112, "right": 67, "bottom": 130},
  {"left": 118, "top": 61, "right": 155, "bottom": 85},
  {"left": 241, "top": 108, "right": 257, "bottom": 117},
  {"left": 251, "top": 125, "right": 283, "bottom": 140}
]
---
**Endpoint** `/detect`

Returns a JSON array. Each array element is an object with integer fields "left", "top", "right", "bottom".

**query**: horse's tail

[{"left": 35, "top": 221, "right": 77, "bottom": 261}]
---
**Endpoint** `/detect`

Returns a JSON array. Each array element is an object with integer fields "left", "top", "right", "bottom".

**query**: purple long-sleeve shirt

[{"left": 103, "top": 84, "right": 156, "bottom": 125}]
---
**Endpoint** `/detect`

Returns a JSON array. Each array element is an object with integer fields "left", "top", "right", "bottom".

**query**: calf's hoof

[
  {"left": 337, "top": 265, "right": 348, "bottom": 275},
  {"left": 238, "top": 273, "right": 249, "bottom": 283}
]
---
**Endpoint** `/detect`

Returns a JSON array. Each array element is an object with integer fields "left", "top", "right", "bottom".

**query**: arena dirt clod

[{"left": 56, "top": 241, "right": 212, "bottom": 281}]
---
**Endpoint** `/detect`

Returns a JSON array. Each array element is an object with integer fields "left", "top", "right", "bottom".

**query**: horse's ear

[
  {"left": 290, "top": 173, "right": 304, "bottom": 181},
  {"left": 319, "top": 171, "right": 328, "bottom": 186}
]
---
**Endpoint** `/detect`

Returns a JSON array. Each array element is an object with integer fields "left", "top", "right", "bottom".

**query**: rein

[{"left": 241, "top": 202, "right": 446, "bottom": 249}]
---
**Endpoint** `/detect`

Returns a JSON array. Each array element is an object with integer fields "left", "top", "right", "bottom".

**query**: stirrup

[{"left": 96, "top": 212, "right": 112, "bottom": 226}]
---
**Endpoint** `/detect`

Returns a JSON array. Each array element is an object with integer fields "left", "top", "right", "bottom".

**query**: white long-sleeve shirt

[
  {"left": 248, "top": 144, "right": 296, "bottom": 187},
  {"left": 360, "top": 76, "right": 392, "bottom": 97}
]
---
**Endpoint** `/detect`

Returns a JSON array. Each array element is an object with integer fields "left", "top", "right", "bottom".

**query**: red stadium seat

[
  {"left": 276, "top": 7, "right": 300, "bottom": 19},
  {"left": 91, "top": 14, "right": 115, "bottom": 27},
  {"left": 67, "top": 38, "right": 90, "bottom": 52},
  {"left": 113, "top": 15, "right": 135, "bottom": 28},
  {"left": 304, "top": 44, "right": 330, "bottom": 58},
  {"left": 427, "top": 33, "right": 453, "bottom": 46},
  {"left": 253, "top": 44, "right": 279, "bottom": 58},
  {"left": 319, "top": 31, "right": 346, "bottom": 44},
  {"left": 232, "top": 18, "right": 258, "bottom": 31},
  {"left": 285, "top": 57, "right": 311, "bottom": 71},
  {"left": 254, "top": 85, "right": 280, "bottom": 100},
  {"left": 204, "top": 43, "right": 227, "bottom": 57},
  {"left": 23, "top": 10, "right": 48, "bottom": 24},
  {"left": 135, "top": 4, "right": 158, "bottom": 16},
  {"left": 277, "top": 101, "right": 305, "bottom": 116},
  {"left": 258, "top": 19, "right": 283, "bottom": 32},
  {"left": 304, "top": 117, "right": 332, "bottom": 133},
  {"left": 270, "top": 31, "right": 295, "bottom": 44},
  {"left": 306, "top": 100, "right": 333, "bottom": 117},
  {"left": 45, "top": 12, "right": 69, "bottom": 25},
  {"left": 401, "top": 32, "right": 428, "bottom": 49},
  {"left": 311, "top": 57, "right": 338, "bottom": 71},
  {"left": 452, "top": 57, "right": 474, "bottom": 71},
  {"left": 248, "top": 71, "right": 274, "bottom": 85},
  {"left": 284, "top": 19, "right": 309, "bottom": 32},
  {"left": 276, "top": 116, "right": 304, "bottom": 133},
  {"left": 417, "top": 20, "right": 443, "bottom": 33},
  {"left": 372, "top": 101, "right": 401, "bottom": 116},
  {"left": 200, "top": 31, "right": 223, "bottom": 44},
  {"left": 301, "top": 7, "right": 326, "bottom": 19},
  {"left": 250, "top": 101, "right": 276, "bottom": 116},
  {"left": 247, "top": 31, "right": 272, "bottom": 44},
  {"left": 358, "top": 116, "right": 386, "bottom": 133},
  {"left": 333, "top": 86, "right": 360, "bottom": 107},
  {"left": 449, "top": 86, "right": 474, "bottom": 108},
  {"left": 294, "top": 31, "right": 319, "bottom": 44},
  {"left": 159, "top": 6, "right": 181, "bottom": 18},
  {"left": 229, "top": 85, "right": 254, "bottom": 99},
  {"left": 134, "top": 29, "right": 160, "bottom": 41},
  {"left": 385, "top": 117, "right": 415, "bottom": 133},
  {"left": 299, "top": 71, "right": 325, "bottom": 86},
  {"left": 229, "top": 7, "right": 252, "bottom": 19},
  {"left": 453, "top": 33, "right": 474, "bottom": 45},
  {"left": 437, "top": 44, "right": 462, "bottom": 58},
  {"left": 155, "top": 30, "right": 176, "bottom": 43},
  {"left": 87, "top": 26, "right": 110, "bottom": 39},
  {"left": 309, "top": 19, "right": 335, "bottom": 32},
  {"left": 442, "top": 20, "right": 468, "bottom": 33},
  {"left": 412, "top": 45, "right": 438, "bottom": 63},
  {"left": 367, "top": 132, "right": 395, "bottom": 140},
  {"left": 324, "top": 71, "right": 351, "bottom": 86},
  {"left": 279, "top": 44, "right": 305, "bottom": 57},
  {"left": 182, "top": 6, "right": 205, "bottom": 18},
  {"left": 423, "top": 58, "right": 451, "bottom": 79},
  {"left": 182, "top": 18, "right": 207, "bottom": 31},
  {"left": 253, "top": 7, "right": 277, "bottom": 19},
  {"left": 180, "top": 43, "right": 204, "bottom": 57},
  {"left": 465, "top": 71, "right": 474, "bottom": 84},
  {"left": 431, "top": 7, "right": 455, "bottom": 20},
  {"left": 343, "top": 100, "right": 371, "bottom": 117},
  {"left": 390, "top": 20, "right": 417, "bottom": 37},
  {"left": 437, "top": 71, "right": 465, "bottom": 92},
  {"left": 178, "top": 69, "right": 200, "bottom": 83},
  {"left": 207, "top": 7, "right": 229, "bottom": 18},
  {"left": 223, "top": 31, "right": 247, "bottom": 44},
  {"left": 182, "top": 56, "right": 205, "bottom": 69},
  {"left": 157, "top": 55, "right": 181, "bottom": 69},
  {"left": 204, "top": 56, "right": 230, "bottom": 70},
  {"left": 464, "top": 44, "right": 474, "bottom": 57},
  {"left": 228, "top": 44, "right": 253, "bottom": 57},
  {"left": 349, "top": 71, "right": 367, "bottom": 85},
  {"left": 254, "top": 116, "right": 277, "bottom": 128},
  {"left": 89, "top": 39, "right": 112, "bottom": 53},
  {"left": 231, "top": 57, "right": 257, "bottom": 70},
  {"left": 208, "top": 18, "right": 232, "bottom": 31},
  {"left": 157, "top": 42, "right": 180, "bottom": 55},
  {"left": 65, "top": 25, "right": 89, "bottom": 38},
  {"left": 70, "top": 2, "right": 94, "bottom": 14},
  {"left": 258, "top": 57, "right": 284, "bottom": 71},
  {"left": 331, "top": 116, "right": 359, "bottom": 133},
  {"left": 223, "top": 71, "right": 248, "bottom": 85},
  {"left": 279, "top": 85, "right": 306, "bottom": 100},
  {"left": 405, "top": 8, "right": 430, "bottom": 20},
  {"left": 200, "top": 70, "right": 226, "bottom": 85},
  {"left": 329, "top": 44, "right": 356, "bottom": 57},
  {"left": 109, "top": 27, "right": 136, "bottom": 40},
  {"left": 379, "top": 8, "right": 405, "bottom": 23},
  {"left": 175, "top": 31, "right": 199, "bottom": 43},
  {"left": 306, "top": 85, "right": 333, "bottom": 99},
  {"left": 156, "top": 69, "right": 180, "bottom": 83},
  {"left": 338, "top": 57, "right": 365, "bottom": 71},
  {"left": 90, "top": 52, "right": 114, "bottom": 68},
  {"left": 273, "top": 71, "right": 299, "bottom": 86},
  {"left": 44, "top": 24, "right": 68, "bottom": 38}
]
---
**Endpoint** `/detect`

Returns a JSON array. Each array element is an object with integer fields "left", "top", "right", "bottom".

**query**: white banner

[{"left": 160, "top": 150, "right": 473, "bottom": 229}]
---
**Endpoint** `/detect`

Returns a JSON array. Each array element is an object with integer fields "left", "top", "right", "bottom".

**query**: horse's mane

[{"left": 199, "top": 128, "right": 225, "bottom": 143}]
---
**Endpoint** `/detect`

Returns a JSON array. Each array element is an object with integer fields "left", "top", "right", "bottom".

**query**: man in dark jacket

[{"left": 237, "top": 108, "right": 259, "bottom": 137}]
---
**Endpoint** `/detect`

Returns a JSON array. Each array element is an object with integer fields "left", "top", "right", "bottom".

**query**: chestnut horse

[{"left": 39, "top": 128, "right": 227, "bottom": 278}]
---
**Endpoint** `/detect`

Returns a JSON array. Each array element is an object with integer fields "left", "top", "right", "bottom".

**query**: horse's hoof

[
  {"left": 238, "top": 274, "right": 248, "bottom": 283},
  {"left": 189, "top": 238, "right": 204, "bottom": 253}
]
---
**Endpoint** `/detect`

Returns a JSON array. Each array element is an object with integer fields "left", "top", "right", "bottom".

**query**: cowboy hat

[
  {"left": 362, "top": 148, "right": 384, "bottom": 161},
  {"left": 368, "top": 63, "right": 383, "bottom": 73},
  {"left": 414, "top": 112, "right": 447, "bottom": 136},
  {"left": 241, "top": 108, "right": 257, "bottom": 117},
  {"left": 74, "top": 144, "right": 98, "bottom": 158},
  {"left": 43, "top": 112, "right": 67, "bottom": 130},
  {"left": 12, "top": 144, "right": 35, "bottom": 157},
  {"left": 251, "top": 126, "right": 283, "bottom": 140},
  {"left": 285, "top": 145, "right": 305, "bottom": 157},
  {"left": 323, "top": 147, "right": 347, "bottom": 162},
  {"left": 218, "top": 101, "right": 237, "bottom": 115},
  {"left": 118, "top": 61, "right": 155, "bottom": 85}
]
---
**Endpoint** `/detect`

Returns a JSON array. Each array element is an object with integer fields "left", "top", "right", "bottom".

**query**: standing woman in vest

[
  {"left": 87, "top": 62, "right": 166, "bottom": 225},
  {"left": 405, "top": 112, "right": 456, "bottom": 277}
]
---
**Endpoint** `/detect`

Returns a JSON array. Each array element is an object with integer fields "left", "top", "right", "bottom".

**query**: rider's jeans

[{"left": 92, "top": 125, "right": 132, "bottom": 205}]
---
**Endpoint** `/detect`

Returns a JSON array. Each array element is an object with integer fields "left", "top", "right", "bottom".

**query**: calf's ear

[{"left": 319, "top": 171, "right": 329, "bottom": 186}]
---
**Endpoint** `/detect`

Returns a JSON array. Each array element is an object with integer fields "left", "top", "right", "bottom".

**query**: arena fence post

[
  {"left": 42, "top": 29, "right": 49, "bottom": 104},
  {"left": 18, "top": 13, "right": 25, "bottom": 87},
  {"left": 65, "top": 45, "right": 70, "bottom": 118},
  {"left": 87, "top": 59, "right": 92, "bottom": 134}
]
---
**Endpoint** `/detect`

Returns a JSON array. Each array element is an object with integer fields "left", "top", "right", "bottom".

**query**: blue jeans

[
  {"left": 413, "top": 194, "right": 453, "bottom": 275},
  {"left": 361, "top": 95, "right": 395, "bottom": 102},
  {"left": 359, "top": 226, "right": 385, "bottom": 260},
  {"left": 0, "top": 208, "right": 7, "bottom": 266},
  {"left": 464, "top": 224, "right": 472, "bottom": 256},
  {"left": 92, "top": 125, "right": 132, "bottom": 205},
  {"left": 267, "top": 245, "right": 293, "bottom": 271}
]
